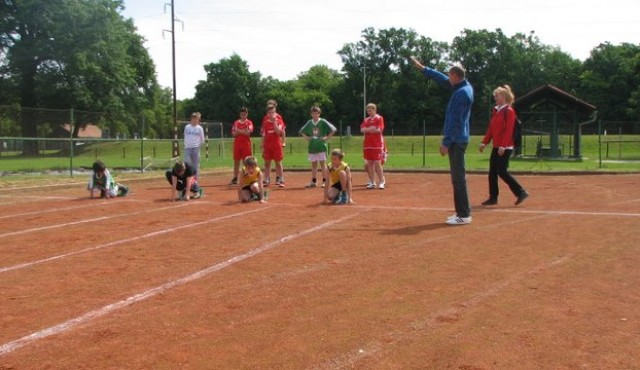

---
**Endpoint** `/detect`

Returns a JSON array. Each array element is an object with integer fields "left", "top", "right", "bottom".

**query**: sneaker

[
  {"left": 194, "top": 188, "right": 204, "bottom": 199},
  {"left": 278, "top": 181, "right": 285, "bottom": 188},
  {"left": 275, "top": 176, "right": 282, "bottom": 185},
  {"left": 445, "top": 216, "right": 472, "bottom": 225},
  {"left": 321, "top": 182, "right": 326, "bottom": 188},
  {"left": 482, "top": 198, "right": 497, "bottom": 206},
  {"left": 334, "top": 191, "right": 349, "bottom": 205},
  {"left": 263, "top": 179, "right": 270, "bottom": 187},
  {"left": 229, "top": 177, "right": 237, "bottom": 185},
  {"left": 118, "top": 185, "right": 129, "bottom": 197},
  {"left": 378, "top": 182, "right": 386, "bottom": 190},
  {"left": 515, "top": 191, "right": 529, "bottom": 206},
  {"left": 251, "top": 192, "right": 260, "bottom": 201},
  {"left": 177, "top": 190, "right": 186, "bottom": 201},
  {"left": 366, "top": 182, "right": 376, "bottom": 189},
  {"left": 305, "top": 181, "right": 317, "bottom": 188},
  {"left": 447, "top": 214, "right": 457, "bottom": 220}
]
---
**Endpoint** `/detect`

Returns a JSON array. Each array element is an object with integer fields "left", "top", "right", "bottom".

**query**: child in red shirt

[
  {"left": 360, "top": 103, "right": 386, "bottom": 189},
  {"left": 230, "top": 107, "right": 254, "bottom": 185},
  {"left": 261, "top": 105, "right": 285, "bottom": 187}
]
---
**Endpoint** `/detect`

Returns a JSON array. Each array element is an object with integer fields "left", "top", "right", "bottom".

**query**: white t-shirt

[{"left": 184, "top": 124, "right": 205, "bottom": 149}]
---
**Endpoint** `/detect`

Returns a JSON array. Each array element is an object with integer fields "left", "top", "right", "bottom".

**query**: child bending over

[
  {"left": 238, "top": 156, "right": 267, "bottom": 203},
  {"left": 323, "top": 149, "right": 355, "bottom": 205},
  {"left": 166, "top": 161, "right": 203, "bottom": 201},
  {"left": 88, "top": 160, "right": 128, "bottom": 199}
]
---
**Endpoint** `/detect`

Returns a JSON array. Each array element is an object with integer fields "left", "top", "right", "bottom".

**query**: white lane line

[
  {"left": 0, "top": 212, "right": 360, "bottom": 357},
  {"left": 0, "top": 195, "right": 76, "bottom": 200},
  {"left": 364, "top": 205, "right": 640, "bottom": 218},
  {"left": 311, "top": 255, "right": 572, "bottom": 370},
  {"left": 0, "top": 202, "right": 197, "bottom": 239},
  {"left": 0, "top": 201, "right": 113, "bottom": 220},
  {"left": 0, "top": 207, "right": 270, "bottom": 274}
]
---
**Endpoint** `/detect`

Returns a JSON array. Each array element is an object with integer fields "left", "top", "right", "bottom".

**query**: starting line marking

[
  {"left": 0, "top": 207, "right": 270, "bottom": 274},
  {"left": 363, "top": 205, "right": 640, "bottom": 218},
  {"left": 0, "top": 212, "right": 360, "bottom": 357},
  {"left": 0, "top": 202, "right": 201, "bottom": 239}
]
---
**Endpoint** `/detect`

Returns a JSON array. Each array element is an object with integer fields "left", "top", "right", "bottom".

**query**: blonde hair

[
  {"left": 331, "top": 148, "right": 344, "bottom": 160},
  {"left": 366, "top": 103, "right": 377, "bottom": 111},
  {"left": 494, "top": 85, "right": 515, "bottom": 105}
]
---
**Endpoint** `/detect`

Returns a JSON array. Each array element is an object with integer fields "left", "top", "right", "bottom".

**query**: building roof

[
  {"left": 514, "top": 84, "right": 596, "bottom": 115},
  {"left": 59, "top": 124, "right": 103, "bottom": 138}
]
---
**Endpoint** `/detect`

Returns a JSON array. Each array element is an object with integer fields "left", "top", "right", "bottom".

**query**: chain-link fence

[{"left": 1, "top": 106, "right": 638, "bottom": 175}]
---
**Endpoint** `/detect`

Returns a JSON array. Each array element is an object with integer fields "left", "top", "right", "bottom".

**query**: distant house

[{"left": 55, "top": 124, "right": 103, "bottom": 138}]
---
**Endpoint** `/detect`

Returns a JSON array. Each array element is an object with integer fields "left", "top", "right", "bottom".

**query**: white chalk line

[
  {"left": 0, "top": 201, "right": 114, "bottom": 220},
  {"left": 0, "top": 202, "right": 201, "bottom": 239},
  {"left": 0, "top": 212, "right": 360, "bottom": 357},
  {"left": 311, "top": 255, "right": 572, "bottom": 370},
  {"left": 364, "top": 205, "right": 640, "bottom": 218},
  {"left": 0, "top": 207, "right": 270, "bottom": 274}
]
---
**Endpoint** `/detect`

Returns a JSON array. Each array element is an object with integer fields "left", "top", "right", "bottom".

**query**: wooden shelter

[{"left": 513, "top": 84, "right": 597, "bottom": 158}]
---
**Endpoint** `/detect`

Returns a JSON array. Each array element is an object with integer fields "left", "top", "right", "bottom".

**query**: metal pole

[
  {"left": 140, "top": 115, "right": 145, "bottom": 173},
  {"left": 69, "top": 108, "right": 74, "bottom": 178},
  {"left": 598, "top": 120, "right": 602, "bottom": 169},
  {"left": 171, "top": 0, "right": 179, "bottom": 159},
  {"left": 339, "top": 120, "right": 343, "bottom": 149},
  {"left": 363, "top": 66, "right": 367, "bottom": 120},
  {"left": 422, "top": 120, "right": 426, "bottom": 168}
]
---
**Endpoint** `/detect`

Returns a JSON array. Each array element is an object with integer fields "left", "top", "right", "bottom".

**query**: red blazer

[{"left": 482, "top": 105, "right": 516, "bottom": 148}]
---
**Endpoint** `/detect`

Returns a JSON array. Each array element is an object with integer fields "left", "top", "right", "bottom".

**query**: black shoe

[
  {"left": 515, "top": 191, "right": 529, "bottom": 206},
  {"left": 482, "top": 198, "right": 497, "bottom": 206}
]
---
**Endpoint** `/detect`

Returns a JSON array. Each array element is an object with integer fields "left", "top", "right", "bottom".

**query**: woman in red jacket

[{"left": 479, "top": 85, "right": 529, "bottom": 206}]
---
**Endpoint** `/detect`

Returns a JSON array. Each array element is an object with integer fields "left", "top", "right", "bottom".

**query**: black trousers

[
  {"left": 488, "top": 148, "right": 524, "bottom": 200},
  {"left": 448, "top": 143, "right": 471, "bottom": 218},
  {"left": 165, "top": 171, "right": 199, "bottom": 192}
]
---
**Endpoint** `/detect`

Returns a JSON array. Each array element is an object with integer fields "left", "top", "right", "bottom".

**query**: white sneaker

[
  {"left": 366, "top": 182, "right": 376, "bottom": 189},
  {"left": 305, "top": 182, "right": 317, "bottom": 188},
  {"left": 445, "top": 216, "right": 472, "bottom": 225},
  {"left": 378, "top": 182, "right": 386, "bottom": 190},
  {"left": 447, "top": 214, "right": 457, "bottom": 220}
]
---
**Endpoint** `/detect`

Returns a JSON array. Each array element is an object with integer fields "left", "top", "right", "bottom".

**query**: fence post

[
  {"left": 205, "top": 123, "right": 209, "bottom": 161},
  {"left": 422, "top": 120, "right": 426, "bottom": 168},
  {"left": 339, "top": 120, "right": 343, "bottom": 149},
  {"left": 140, "top": 115, "right": 145, "bottom": 173},
  {"left": 69, "top": 108, "right": 74, "bottom": 178},
  {"left": 598, "top": 120, "right": 602, "bottom": 169}
]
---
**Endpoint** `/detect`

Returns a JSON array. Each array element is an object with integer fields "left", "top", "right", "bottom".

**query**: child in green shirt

[{"left": 299, "top": 106, "right": 336, "bottom": 188}]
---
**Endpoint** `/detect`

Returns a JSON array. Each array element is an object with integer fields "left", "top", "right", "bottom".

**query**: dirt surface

[{"left": 1, "top": 171, "right": 639, "bottom": 369}]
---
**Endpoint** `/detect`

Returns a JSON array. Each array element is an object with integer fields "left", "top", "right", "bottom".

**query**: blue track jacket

[{"left": 422, "top": 68, "right": 474, "bottom": 147}]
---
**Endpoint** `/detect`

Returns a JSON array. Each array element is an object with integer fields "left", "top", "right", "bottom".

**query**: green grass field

[{"left": 1, "top": 135, "right": 639, "bottom": 175}]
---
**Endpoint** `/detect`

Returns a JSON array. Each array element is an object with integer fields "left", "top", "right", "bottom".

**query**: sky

[{"left": 121, "top": 0, "right": 639, "bottom": 100}]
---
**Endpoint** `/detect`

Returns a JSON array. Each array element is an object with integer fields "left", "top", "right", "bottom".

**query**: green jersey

[{"left": 299, "top": 118, "right": 336, "bottom": 154}]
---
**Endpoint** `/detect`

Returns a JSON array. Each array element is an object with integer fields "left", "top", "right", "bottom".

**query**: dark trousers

[
  {"left": 488, "top": 148, "right": 524, "bottom": 200},
  {"left": 448, "top": 143, "right": 471, "bottom": 218},
  {"left": 165, "top": 171, "right": 199, "bottom": 192}
]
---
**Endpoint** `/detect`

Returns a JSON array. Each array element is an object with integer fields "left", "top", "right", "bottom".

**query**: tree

[
  {"left": 1, "top": 0, "right": 160, "bottom": 153},
  {"left": 580, "top": 42, "right": 640, "bottom": 121},
  {"left": 193, "top": 54, "right": 263, "bottom": 124}
]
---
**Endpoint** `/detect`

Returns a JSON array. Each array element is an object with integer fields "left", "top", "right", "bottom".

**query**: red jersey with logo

[
  {"left": 232, "top": 119, "right": 254, "bottom": 147},
  {"left": 261, "top": 118, "right": 284, "bottom": 148},
  {"left": 360, "top": 114, "right": 385, "bottom": 149}
]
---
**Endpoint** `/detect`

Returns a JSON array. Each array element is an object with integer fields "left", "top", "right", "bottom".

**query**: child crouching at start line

[
  {"left": 88, "top": 160, "right": 129, "bottom": 198},
  {"left": 238, "top": 156, "right": 267, "bottom": 203},
  {"left": 323, "top": 149, "right": 355, "bottom": 205},
  {"left": 166, "top": 161, "right": 203, "bottom": 201}
]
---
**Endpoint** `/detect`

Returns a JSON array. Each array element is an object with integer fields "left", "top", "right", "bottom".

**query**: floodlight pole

[
  {"left": 164, "top": 0, "right": 183, "bottom": 158},
  {"left": 363, "top": 65, "right": 367, "bottom": 120}
]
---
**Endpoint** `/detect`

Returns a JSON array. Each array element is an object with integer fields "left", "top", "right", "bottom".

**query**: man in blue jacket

[{"left": 411, "top": 57, "right": 473, "bottom": 225}]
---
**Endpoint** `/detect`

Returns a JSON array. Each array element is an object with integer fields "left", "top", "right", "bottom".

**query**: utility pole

[
  {"left": 164, "top": 1, "right": 183, "bottom": 158},
  {"left": 363, "top": 65, "right": 367, "bottom": 120}
]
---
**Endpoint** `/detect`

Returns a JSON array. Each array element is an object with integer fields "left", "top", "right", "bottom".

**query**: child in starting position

[
  {"left": 166, "top": 161, "right": 203, "bottom": 201},
  {"left": 88, "top": 160, "right": 128, "bottom": 198},
  {"left": 323, "top": 149, "right": 355, "bottom": 205},
  {"left": 238, "top": 156, "right": 267, "bottom": 203}
]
